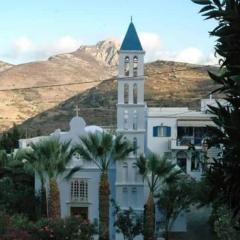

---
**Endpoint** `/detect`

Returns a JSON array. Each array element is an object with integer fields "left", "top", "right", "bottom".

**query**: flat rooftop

[{"left": 148, "top": 107, "right": 213, "bottom": 119}]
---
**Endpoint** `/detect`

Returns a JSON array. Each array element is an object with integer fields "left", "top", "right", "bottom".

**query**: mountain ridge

[
  {"left": 0, "top": 40, "right": 219, "bottom": 135},
  {"left": 0, "top": 39, "right": 119, "bottom": 132}
]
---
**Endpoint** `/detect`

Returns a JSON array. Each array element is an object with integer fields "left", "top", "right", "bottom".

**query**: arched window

[
  {"left": 124, "top": 83, "right": 129, "bottom": 104},
  {"left": 133, "top": 110, "right": 138, "bottom": 130},
  {"left": 133, "top": 83, "right": 138, "bottom": 104},
  {"left": 133, "top": 56, "right": 138, "bottom": 77},
  {"left": 124, "top": 110, "right": 128, "bottom": 130},
  {"left": 132, "top": 163, "right": 141, "bottom": 182},
  {"left": 122, "top": 162, "right": 128, "bottom": 182},
  {"left": 124, "top": 56, "right": 130, "bottom": 76},
  {"left": 133, "top": 137, "right": 137, "bottom": 155}
]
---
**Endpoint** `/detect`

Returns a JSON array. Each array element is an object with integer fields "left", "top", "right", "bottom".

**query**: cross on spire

[{"left": 74, "top": 105, "right": 80, "bottom": 117}]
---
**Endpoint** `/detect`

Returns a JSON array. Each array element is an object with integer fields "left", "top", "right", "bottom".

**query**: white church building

[{"left": 19, "top": 21, "right": 217, "bottom": 239}]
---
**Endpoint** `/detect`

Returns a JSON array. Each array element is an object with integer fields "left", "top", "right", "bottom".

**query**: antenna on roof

[{"left": 131, "top": 16, "right": 133, "bottom": 23}]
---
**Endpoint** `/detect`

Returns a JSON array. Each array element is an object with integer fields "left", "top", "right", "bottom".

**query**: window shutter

[
  {"left": 167, "top": 127, "right": 171, "bottom": 137},
  {"left": 153, "top": 126, "right": 158, "bottom": 137}
]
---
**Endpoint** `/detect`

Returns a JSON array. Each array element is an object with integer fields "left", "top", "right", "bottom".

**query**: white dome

[
  {"left": 85, "top": 125, "right": 103, "bottom": 134},
  {"left": 70, "top": 116, "right": 86, "bottom": 130},
  {"left": 69, "top": 116, "right": 86, "bottom": 136}
]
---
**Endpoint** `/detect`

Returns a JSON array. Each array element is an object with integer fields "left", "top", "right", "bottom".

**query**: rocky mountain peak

[
  {"left": 76, "top": 39, "right": 120, "bottom": 66},
  {"left": 0, "top": 61, "right": 13, "bottom": 72}
]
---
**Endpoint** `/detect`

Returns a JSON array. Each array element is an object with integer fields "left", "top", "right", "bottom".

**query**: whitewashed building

[
  {"left": 19, "top": 21, "right": 218, "bottom": 239},
  {"left": 147, "top": 104, "right": 215, "bottom": 180},
  {"left": 19, "top": 116, "right": 117, "bottom": 239}
]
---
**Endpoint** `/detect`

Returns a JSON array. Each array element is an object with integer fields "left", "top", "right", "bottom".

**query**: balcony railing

[
  {"left": 171, "top": 137, "right": 203, "bottom": 150},
  {"left": 176, "top": 137, "right": 203, "bottom": 146}
]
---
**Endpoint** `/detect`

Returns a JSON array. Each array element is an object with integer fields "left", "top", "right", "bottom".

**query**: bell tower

[{"left": 116, "top": 20, "right": 146, "bottom": 222}]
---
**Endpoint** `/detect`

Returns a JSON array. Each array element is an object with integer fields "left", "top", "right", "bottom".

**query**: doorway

[
  {"left": 70, "top": 207, "right": 88, "bottom": 219},
  {"left": 176, "top": 151, "right": 187, "bottom": 173}
]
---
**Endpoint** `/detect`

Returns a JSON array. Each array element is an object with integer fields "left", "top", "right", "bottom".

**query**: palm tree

[
  {"left": 136, "top": 152, "right": 177, "bottom": 240},
  {"left": 21, "top": 138, "right": 75, "bottom": 218},
  {"left": 19, "top": 143, "right": 48, "bottom": 217},
  {"left": 74, "top": 132, "right": 134, "bottom": 240}
]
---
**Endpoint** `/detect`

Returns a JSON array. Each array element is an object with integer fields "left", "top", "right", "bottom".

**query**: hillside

[
  {"left": 0, "top": 40, "right": 119, "bottom": 132},
  {"left": 0, "top": 61, "right": 13, "bottom": 72},
  {"left": 0, "top": 40, "right": 219, "bottom": 136},
  {"left": 18, "top": 61, "right": 218, "bottom": 136}
]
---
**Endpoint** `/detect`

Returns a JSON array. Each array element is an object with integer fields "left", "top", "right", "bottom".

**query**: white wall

[{"left": 147, "top": 117, "right": 177, "bottom": 156}]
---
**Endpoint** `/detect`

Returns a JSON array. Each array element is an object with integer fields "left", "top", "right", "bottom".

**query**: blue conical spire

[{"left": 120, "top": 22, "right": 143, "bottom": 51}]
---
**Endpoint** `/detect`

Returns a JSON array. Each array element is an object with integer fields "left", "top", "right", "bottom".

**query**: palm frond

[
  {"left": 135, "top": 154, "right": 147, "bottom": 177},
  {"left": 74, "top": 132, "right": 134, "bottom": 172},
  {"left": 64, "top": 166, "right": 82, "bottom": 181}
]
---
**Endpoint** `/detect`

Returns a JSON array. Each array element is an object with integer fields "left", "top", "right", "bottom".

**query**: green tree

[
  {"left": 21, "top": 138, "right": 75, "bottom": 219},
  {"left": 112, "top": 200, "right": 143, "bottom": 240},
  {"left": 213, "top": 204, "right": 239, "bottom": 240},
  {"left": 192, "top": 0, "right": 240, "bottom": 217},
  {"left": 157, "top": 173, "right": 194, "bottom": 240},
  {"left": 0, "top": 150, "right": 35, "bottom": 218},
  {"left": 0, "top": 124, "right": 23, "bottom": 153},
  {"left": 74, "top": 132, "right": 134, "bottom": 240},
  {"left": 135, "top": 152, "right": 176, "bottom": 240}
]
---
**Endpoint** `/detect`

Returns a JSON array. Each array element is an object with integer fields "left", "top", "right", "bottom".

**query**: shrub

[
  {"left": 112, "top": 200, "right": 143, "bottom": 240},
  {"left": 31, "top": 217, "right": 96, "bottom": 240},
  {"left": 213, "top": 205, "right": 239, "bottom": 240},
  {"left": 0, "top": 211, "right": 11, "bottom": 235},
  {"left": 0, "top": 230, "right": 31, "bottom": 240},
  {"left": 10, "top": 214, "right": 34, "bottom": 231},
  {"left": 0, "top": 215, "right": 96, "bottom": 240}
]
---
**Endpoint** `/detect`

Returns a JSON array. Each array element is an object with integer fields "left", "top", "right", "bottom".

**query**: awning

[{"left": 177, "top": 120, "right": 214, "bottom": 127}]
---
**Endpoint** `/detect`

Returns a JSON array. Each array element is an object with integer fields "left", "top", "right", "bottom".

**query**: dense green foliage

[
  {"left": 0, "top": 150, "right": 35, "bottom": 219},
  {"left": 192, "top": 0, "right": 240, "bottom": 219},
  {"left": 0, "top": 124, "right": 23, "bottom": 153},
  {"left": 0, "top": 125, "right": 33, "bottom": 217},
  {"left": 213, "top": 205, "right": 239, "bottom": 240}
]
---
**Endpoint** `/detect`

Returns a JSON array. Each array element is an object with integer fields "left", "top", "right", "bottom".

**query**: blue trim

[
  {"left": 153, "top": 126, "right": 171, "bottom": 137},
  {"left": 153, "top": 126, "right": 158, "bottom": 137},
  {"left": 166, "top": 127, "right": 171, "bottom": 137},
  {"left": 120, "top": 22, "right": 143, "bottom": 51}
]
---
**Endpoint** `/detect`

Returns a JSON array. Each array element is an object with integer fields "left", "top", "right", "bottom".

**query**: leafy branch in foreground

[{"left": 192, "top": 0, "right": 240, "bottom": 218}]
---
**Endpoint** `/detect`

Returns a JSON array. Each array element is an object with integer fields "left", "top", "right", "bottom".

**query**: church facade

[{"left": 19, "top": 21, "right": 217, "bottom": 239}]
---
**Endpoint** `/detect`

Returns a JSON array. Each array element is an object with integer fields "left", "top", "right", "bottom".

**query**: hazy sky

[{"left": 0, "top": 0, "right": 218, "bottom": 65}]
